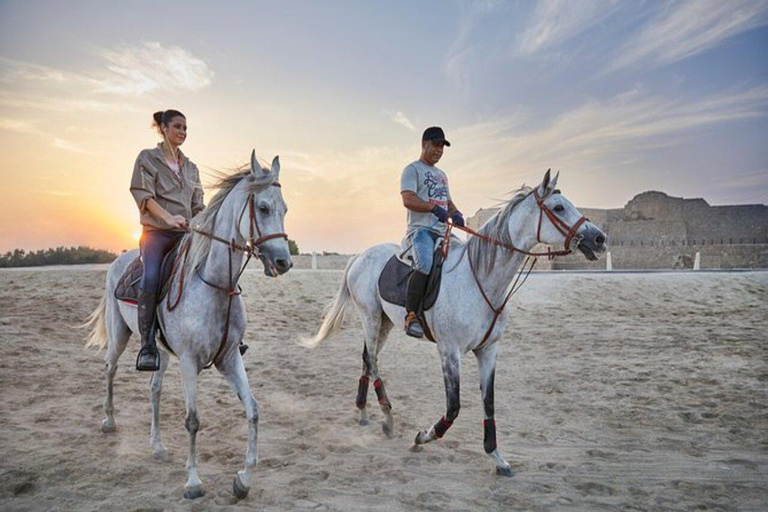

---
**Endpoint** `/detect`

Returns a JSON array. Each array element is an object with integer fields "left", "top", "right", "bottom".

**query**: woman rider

[{"left": 130, "top": 110, "right": 204, "bottom": 371}]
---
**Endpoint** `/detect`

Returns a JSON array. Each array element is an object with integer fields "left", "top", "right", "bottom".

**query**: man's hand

[
  {"left": 432, "top": 205, "right": 449, "bottom": 223},
  {"left": 451, "top": 211, "right": 465, "bottom": 227}
]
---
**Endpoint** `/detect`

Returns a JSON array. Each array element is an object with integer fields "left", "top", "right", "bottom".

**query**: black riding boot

[
  {"left": 136, "top": 290, "right": 160, "bottom": 371},
  {"left": 404, "top": 271, "right": 428, "bottom": 338}
]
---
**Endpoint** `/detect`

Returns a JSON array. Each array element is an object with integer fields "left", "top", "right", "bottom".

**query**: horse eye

[
  {"left": 259, "top": 205, "right": 270, "bottom": 215},
  {"left": 553, "top": 204, "right": 565, "bottom": 213}
]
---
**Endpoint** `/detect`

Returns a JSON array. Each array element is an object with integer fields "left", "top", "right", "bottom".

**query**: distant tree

[
  {"left": 0, "top": 246, "right": 117, "bottom": 268},
  {"left": 288, "top": 239, "right": 299, "bottom": 255}
]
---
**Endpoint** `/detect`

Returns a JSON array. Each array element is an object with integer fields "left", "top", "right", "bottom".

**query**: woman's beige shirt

[{"left": 130, "top": 144, "right": 205, "bottom": 231}]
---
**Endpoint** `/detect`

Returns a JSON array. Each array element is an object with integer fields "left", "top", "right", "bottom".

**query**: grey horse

[
  {"left": 84, "top": 151, "right": 291, "bottom": 499},
  {"left": 308, "top": 170, "right": 606, "bottom": 476}
]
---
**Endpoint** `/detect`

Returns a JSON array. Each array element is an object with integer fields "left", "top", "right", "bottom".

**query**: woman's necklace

[{"left": 163, "top": 141, "right": 181, "bottom": 168}]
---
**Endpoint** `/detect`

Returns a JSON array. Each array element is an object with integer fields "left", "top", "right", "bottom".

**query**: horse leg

[
  {"left": 216, "top": 352, "right": 259, "bottom": 500},
  {"left": 360, "top": 312, "right": 396, "bottom": 437},
  {"left": 356, "top": 345, "right": 371, "bottom": 426},
  {"left": 476, "top": 343, "right": 513, "bottom": 476},
  {"left": 101, "top": 301, "right": 131, "bottom": 433},
  {"left": 179, "top": 358, "right": 204, "bottom": 499},
  {"left": 414, "top": 349, "right": 461, "bottom": 447},
  {"left": 149, "top": 350, "right": 170, "bottom": 460},
  {"left": 356, "top": 316, "right": 393, "bottom": 427}
]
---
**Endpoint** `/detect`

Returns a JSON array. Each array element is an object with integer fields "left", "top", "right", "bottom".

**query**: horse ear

[
  {"left": 271, "top": 155, "right": 280, "bottom": 180},
  {"left": 250, "top": 149, "right": 260, "bottom": 176},
  {"left": 538, "top": 168, "right": 552, "bottom": 197},
  {"left": 550, "top": 170, "right": 559, "bottom": 191}
]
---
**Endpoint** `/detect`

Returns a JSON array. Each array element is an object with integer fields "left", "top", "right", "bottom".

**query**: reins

[
  {"left": 167, "top": 182, "right": 287, "bottom": 368},
  {"left": 438, "top": 190, "right": 588, "bottom": 349}
]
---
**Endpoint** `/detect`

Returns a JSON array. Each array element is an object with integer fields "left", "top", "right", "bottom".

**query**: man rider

[{"left": 400, "top": 126, "right": 464, "bottom": 338}]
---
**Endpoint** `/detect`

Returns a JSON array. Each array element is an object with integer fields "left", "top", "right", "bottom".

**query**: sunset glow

[{"left": 1, "top": 2, "right": 766, "bottom": 255}]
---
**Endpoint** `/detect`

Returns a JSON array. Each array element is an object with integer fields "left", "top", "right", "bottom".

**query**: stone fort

[{"left": 467, "top": 191, "right": 768, "bottom": 269}]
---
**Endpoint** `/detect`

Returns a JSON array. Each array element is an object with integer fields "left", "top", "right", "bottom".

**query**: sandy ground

[{"left": 0, "top": 267, "right": 766, "bottom": 512}]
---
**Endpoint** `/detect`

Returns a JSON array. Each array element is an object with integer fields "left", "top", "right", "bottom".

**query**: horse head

[
  {"left": 236, "top": 149, "right": 292, "bottom": 276},
  {"left": 529, "top": 169, "right": 607, "bottom": 261}
]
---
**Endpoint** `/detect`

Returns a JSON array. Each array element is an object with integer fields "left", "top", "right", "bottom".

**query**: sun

[{"left": 132, "top": 231, "right": 141, "bottom": 242}]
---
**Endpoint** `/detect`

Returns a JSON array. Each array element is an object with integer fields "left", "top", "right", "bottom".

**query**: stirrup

[
  {"left": 404, "top": 312, "right": 424, "bottom": 339},
  {"left": 136, "top": 344, "right": 160, "bottom": 372}
]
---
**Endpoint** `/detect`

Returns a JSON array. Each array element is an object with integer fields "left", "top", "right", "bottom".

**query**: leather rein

[
  {"left": 440, "top": 190, "right": 588, "bottom": 349},
  {"left": 167, "top": 182, "right": 287, "bottom": 368}
]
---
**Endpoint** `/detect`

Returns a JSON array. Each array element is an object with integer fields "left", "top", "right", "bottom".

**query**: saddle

[
  {"left": 114, "top": 239, "right": 185, "bottom": 305},
  {"left": 378, "top": 241, "right": 446, "bottom": 341}
]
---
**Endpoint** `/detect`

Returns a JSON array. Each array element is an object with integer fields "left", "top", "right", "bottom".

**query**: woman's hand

[{"left": 166, "top": 214, "right": 188, "bottom": 230}]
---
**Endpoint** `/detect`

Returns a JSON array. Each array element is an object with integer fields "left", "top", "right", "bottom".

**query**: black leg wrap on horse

[
  {"left": 373, "top": 378, "right": 391, "bottom": 410},
  {"left": 483, "top": 419, "right": 497, "bottom": 453},
  {"left": 405, "top": 271, "right": 428, "bottom": 313},
  {"left": 356, "top": 376, "right": 370, "bottom": 410},
  {"left": 434, "top": 416, "right": 453, "bottom": 439}
]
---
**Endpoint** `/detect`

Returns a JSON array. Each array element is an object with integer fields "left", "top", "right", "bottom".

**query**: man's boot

[
  {"left": 404, "top": 271, "right": 428, "bottom": 338},
  {"left": 136, "top": 290, "right": 160, "bottom": 371}
]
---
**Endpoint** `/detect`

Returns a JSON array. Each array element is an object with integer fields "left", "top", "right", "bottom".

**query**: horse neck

[
  {"left": 201, "top": 192, "right": 247, "bottom": 288},
  {"left": 472, "top": 197, "right": 539, "bottom": 304}
]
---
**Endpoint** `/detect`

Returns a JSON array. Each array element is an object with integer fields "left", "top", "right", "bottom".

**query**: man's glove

[
  {"left": 432, "top": 205, "right": 449, "bottom": 223},
  {"left": 451, "top": 211, "right": 465, "bottom": 227}
]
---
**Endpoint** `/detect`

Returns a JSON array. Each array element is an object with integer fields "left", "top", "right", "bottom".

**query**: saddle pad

[
  {"left": 114, "top": 240, "right": 183, "bottom": 304},
  {"left": 378, "top": 246, "right": 444, "bottom": 312}
]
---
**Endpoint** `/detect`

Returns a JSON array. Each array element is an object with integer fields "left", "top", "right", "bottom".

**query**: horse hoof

[
  {"left": 496, "top": 466, "right": 515, "bottom": 477},
  {"left": 101, "top": 420, "right": 116, "bottom": 433},
  {"left": 414, "top": 430, "right": 426, "bottom": 445},
  {"left": 152, "top": 446, "right": 167, "bottom": 461},
  {"left": 381, "top": 421, "right": 394, "bottom": 438},
  {"left": 184, "top": 485, "right": 205, "bottom": 499},
  {"left": 233, "top": 476, "right": 249, "bottom": 500}
]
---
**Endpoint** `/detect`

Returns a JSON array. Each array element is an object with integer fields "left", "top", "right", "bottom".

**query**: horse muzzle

[{"left": 577, "top": 226, "right": 607, "bottom": 261}]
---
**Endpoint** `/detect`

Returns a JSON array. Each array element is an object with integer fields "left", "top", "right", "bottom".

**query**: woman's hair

[{"left": 152, "top": 109, "right": 186, "bottom": 135}]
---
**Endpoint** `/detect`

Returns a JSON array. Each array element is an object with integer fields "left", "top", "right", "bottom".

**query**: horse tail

[
  {"left": 303, "top": 255, "right": 358, "bottom": 348},
  {"left": 83, "top": 293, "right": 108, "bottom": 351}
]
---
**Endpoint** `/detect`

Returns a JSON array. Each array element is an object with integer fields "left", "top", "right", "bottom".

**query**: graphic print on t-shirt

[{"left": 423, "top": 170, "right": 448, "bottom": 207}]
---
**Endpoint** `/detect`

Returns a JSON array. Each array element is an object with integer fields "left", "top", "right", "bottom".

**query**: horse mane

[
  {"left": 184, "top": 164, "right": 273, "bottom": 273},
  {"left": 464, "top": 186, "right": 532, "bottom": 274}
]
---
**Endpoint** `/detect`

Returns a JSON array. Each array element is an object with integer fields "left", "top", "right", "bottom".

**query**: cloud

[
  {"left": 51, "top": 138, "right": 95, "bottom": 155},
  {"left": 608, "top": 0, "right": 768, "bottom": 72},
  {"left": 92, "top": 42, "right": 214, "bottom": 95},
  {"left": 38, "top": 189, "right": 74, "bottom": 197},
  {"left": 449, "top": 86, "right": 768, "bottom": 187},
  {"left": 0, "top": 57, "right": 74, "bottom": 84},
  {"left": 0, "top": 118, "right": 46, "bottom": 136},
  {"left": 1, "top": 43, "right": 214, "bottom": 97},
  {"left": 392, "top": 111, "right": 416, "bottom": 131},
  {"left": 517, "top": 0, "right": 622, "bottom": 55},
  {"left": 0, "top": 91, "right": 141, "bottom": 113}
]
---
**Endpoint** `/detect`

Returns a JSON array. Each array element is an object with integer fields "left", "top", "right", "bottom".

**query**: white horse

[
  {"left": 308, "top": 170, "right": 606, "bottom": 476},
  {"left": 84, "top": 151, "right": 291, "bottom": 499}
]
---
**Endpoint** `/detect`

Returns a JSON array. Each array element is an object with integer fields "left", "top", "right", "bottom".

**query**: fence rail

[{"left": 609, "top": 238, "right": 767, "bottom": 247}]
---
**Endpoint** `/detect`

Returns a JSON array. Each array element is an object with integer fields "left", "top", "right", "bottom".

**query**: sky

[{"left": 0, "top": 0, "right": 766, "bottom": 254}]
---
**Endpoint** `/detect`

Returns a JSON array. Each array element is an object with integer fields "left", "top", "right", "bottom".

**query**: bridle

[
  {"left": 439, "top": 189, "right": 589, "bottom": 349},
  {"left": 444, "top": 189, "right": 588, "bottom": 259},
  {"left": 166, "top": 181, "right": 288, "bottom": 368},
  {"left": 193, "top": 183, "right": 288, "bottom": 257}
]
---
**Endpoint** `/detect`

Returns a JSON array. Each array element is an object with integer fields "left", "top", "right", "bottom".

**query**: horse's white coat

[
  {"left": 310, "top": 170, "right": 606, "bottom": 474},
  {"left": 84, "top": 151, "right": 291, "bottom": 499}
]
